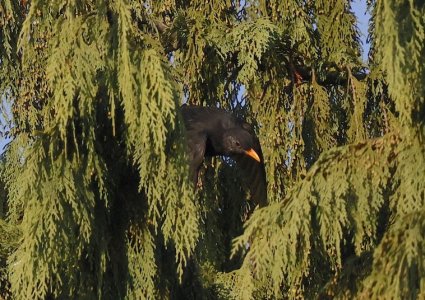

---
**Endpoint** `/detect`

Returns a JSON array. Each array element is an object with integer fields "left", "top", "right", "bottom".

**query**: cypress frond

[
  {"left": 374, "top": 0, "right": 425, "bottom": 124},
  {"left": 230, "top": 132, "right": 399, "bottom": 298},
  {"left": 361, "top": 209, "right": 425, "bottom": 299},
  {"left": 1, "top": 1, "right": 424, "bottom": 299}
]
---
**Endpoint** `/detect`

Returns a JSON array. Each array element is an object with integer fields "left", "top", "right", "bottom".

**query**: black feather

[{"left": 180, "top": 104, "right": 268, "bottom": 207}]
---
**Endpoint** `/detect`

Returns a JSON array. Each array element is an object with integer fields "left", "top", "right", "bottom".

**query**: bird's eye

[{"left": 235, "top": 141, "right": 241, "bottom": 147}]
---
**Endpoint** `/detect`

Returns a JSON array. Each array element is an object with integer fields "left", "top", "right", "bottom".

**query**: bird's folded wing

[{"left": 186, "top": 132, "right": 207, "bottom": 185}]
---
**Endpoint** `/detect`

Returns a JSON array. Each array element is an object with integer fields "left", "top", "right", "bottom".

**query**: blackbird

[{"left": 180, "top": 104, "right": 267, "bottom": 207}]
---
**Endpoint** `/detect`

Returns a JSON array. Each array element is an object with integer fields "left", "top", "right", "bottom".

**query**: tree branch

[
  {"left": 152, "top": 19, "right": 368, "bottom": 86},
  {"left": 295, "top": 66, "right": 368, "bottom": 86}
]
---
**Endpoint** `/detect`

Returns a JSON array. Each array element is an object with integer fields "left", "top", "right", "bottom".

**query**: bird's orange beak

[{"left": 245, "top": 148, "right": 261, "bottom": 163}]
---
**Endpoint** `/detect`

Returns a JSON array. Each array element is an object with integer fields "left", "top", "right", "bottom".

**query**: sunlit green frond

[
  {"left": 228, "top": 132, "right": 399, "bottom": 298},
  {"left": 1, "top": 0, "right": 424, "bottom": 299},
  {"left": 361, "top": 209, "right": 425, "bottom": 299},
  {"left": 374, "top": 0, "right": 425, "bottom": 124}
]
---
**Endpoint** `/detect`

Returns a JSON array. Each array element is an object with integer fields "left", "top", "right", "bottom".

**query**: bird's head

[{"left": 222, "top": 128, "right": 261, "bottom": 163}]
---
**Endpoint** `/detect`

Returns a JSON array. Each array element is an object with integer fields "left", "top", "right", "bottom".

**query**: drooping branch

[
  {"left": 153, "top": 18, "right": 368, "bottom": 87},
  {"left": 153, "top": 19, "right": 168, "bottom": 34},
  {"left": 295, "top": 65, "right": 368, "bottom": 86}
]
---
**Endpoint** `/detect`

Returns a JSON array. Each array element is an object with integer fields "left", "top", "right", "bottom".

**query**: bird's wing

[
  {"left": 180, "top": 104, "right": 267, "bottom": 205},
  {"left": 186, "top": 131, "right": 207, "bottom": 186},
  {"left": 233, "top": 127, "right": 268, "bottom": 207}
]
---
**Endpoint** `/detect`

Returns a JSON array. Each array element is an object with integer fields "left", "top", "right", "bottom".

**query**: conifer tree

[{"left": 0, "top": 0, "right": 424, "bottom": 299}]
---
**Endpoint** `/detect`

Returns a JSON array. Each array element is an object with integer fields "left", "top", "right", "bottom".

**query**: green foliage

[
  {"left": 1, "top": 0, "right": 198, "bottom": 298},
  {"left": 316, "top": 0, "right": 362, "bottom": 66},
  {"left": 374, "top": 0, "right": 425, "bottom": 124},
  {"left": 229, "top": 132, "right": 398, "bottom": 298},
  {"left": 0, "top": 0, "right": 424, "bottom": 299}
]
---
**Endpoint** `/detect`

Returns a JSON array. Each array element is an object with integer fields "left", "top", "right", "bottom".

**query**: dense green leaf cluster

[{"left": 0, "top": 0, "right": 424, "bottom": 299}]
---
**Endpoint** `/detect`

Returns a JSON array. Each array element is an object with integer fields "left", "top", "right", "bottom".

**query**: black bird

[{"left": 180, "top": 104, "right": 267, "bottom": 207}]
